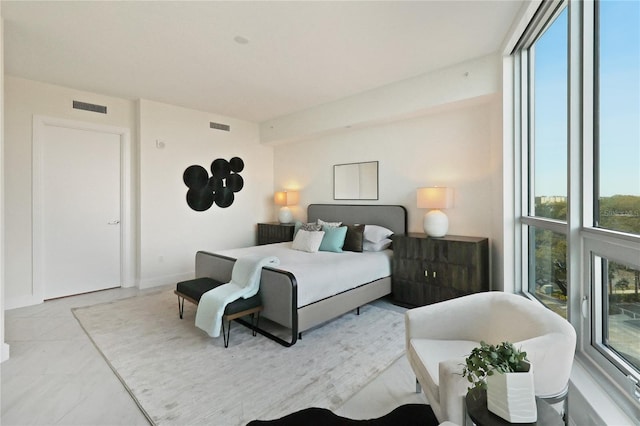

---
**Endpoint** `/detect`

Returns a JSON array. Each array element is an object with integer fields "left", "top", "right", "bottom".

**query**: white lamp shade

[
  {"left": 416, "top": 187, "right": 453, "bottom": 209},
  {"left": 274, "top": 191, "right": 299, "bottom": 206}
]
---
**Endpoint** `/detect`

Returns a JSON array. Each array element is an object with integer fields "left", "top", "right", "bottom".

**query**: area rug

[{"left": 72, "top": 289, "right": 406, "bottom": 426}]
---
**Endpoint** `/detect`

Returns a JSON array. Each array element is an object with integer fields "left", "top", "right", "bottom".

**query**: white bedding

[{"left": 215, "top": 242, "right": 392, "bottom": 307}]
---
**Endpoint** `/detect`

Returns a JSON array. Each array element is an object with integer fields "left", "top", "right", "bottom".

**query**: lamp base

[
  {"left": 423, "top": 210, "right": 448, "bottom": 237},
  {"left": 278, "top": 206, "right": 293, "bottom": 224}
]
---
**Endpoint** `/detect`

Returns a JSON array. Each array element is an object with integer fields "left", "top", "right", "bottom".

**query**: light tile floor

[{"left": 1, "top": 286, "right": 427, "bottom": 425}]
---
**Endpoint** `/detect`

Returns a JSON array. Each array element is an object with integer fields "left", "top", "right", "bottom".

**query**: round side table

[{"left": 465, "top": 388, "right": 563, "bottom": 426}]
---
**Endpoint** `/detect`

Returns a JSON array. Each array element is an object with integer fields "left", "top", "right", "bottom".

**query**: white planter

[{"left": 486, "top": 361, "right": 537, "bottom": 423}]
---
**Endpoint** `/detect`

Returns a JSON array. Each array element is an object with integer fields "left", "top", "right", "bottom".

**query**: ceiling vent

[
  {"left": 73, "top": 100, "right": 107, "bottom": 114},
  {"left": 210, "top": 121, "right": 230, "bottom": 132}
]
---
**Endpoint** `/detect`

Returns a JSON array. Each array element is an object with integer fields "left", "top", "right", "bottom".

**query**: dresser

[
  {"left": 257, "top": 222, "right": 295, "bottom": 245},
  {"left": 392, "top": 233, "right": 489, "bottom": 307}
]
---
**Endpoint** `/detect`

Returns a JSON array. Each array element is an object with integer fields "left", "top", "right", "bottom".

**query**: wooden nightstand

[
  {"left": 257, "top": 222, "right": 295, "bottom": 245},
  {"left": 392, "top": 233, "right": 489, "bottom": 307}
]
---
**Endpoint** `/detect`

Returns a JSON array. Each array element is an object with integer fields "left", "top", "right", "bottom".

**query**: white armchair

[{"left": 405, "top": 292, "right": 576, "bottom": 425}]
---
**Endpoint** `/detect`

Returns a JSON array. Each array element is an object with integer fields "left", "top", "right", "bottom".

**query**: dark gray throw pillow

[
  {"left": 294, "top": 221, "right": 322, "bottom": 237},
  {"left": 302, "top": 222, "right": 322, "bottom": 231},
  {"left": 342, "top": 224, "right": 365, "bottom": 252}
]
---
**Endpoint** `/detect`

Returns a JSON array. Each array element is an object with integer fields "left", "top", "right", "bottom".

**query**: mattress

[{"left": 215, "top": 242, "right": 392, "bottom": 308}]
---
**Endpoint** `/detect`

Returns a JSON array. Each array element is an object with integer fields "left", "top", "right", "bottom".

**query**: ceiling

[{"left": 2, "top": 1, "right": 524, "bottom": 123}]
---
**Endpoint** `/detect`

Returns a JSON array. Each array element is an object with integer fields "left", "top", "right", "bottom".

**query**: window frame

[
  {"left": 518, "top": 0, "right": 570, "bottom": 314},
  {"left": 513, "top": 0, "right": 640, "bottom": 418},
  {"left": 582, "top": 232, "right": 640, "bottom": 398}
]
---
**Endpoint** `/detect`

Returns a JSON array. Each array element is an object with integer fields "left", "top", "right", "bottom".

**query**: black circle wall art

[
  {"left": 229, "top": 157, "right": 244, "bottom": 173},
  {"left": 183, "top": 157, "right": 244, "bottom": 211}
]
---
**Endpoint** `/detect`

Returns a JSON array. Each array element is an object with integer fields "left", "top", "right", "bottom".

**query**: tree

[
  {"left": 534, "top": 229, "right": 567, "bottom": 296},
  {"left": 534, "top": 195, "right": 640, "bottom": 299},
  {"left": 615, "top": 278, "right": 630, "bottom": 293},
  {"left": 598, "top": 195, "right": 640, "bottom": 234}
]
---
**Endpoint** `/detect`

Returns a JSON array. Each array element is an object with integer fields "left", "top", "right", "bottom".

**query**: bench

[{"left": 175, "top": 277, "right": 263, "bottom": 347}]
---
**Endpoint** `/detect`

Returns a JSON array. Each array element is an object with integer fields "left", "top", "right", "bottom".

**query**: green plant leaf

[{"left": 461, "top": 341, "right": 529, "bottom": 389}]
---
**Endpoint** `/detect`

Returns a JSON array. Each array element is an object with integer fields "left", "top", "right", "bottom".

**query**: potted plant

[{"left": 462, "top": 341, "right": 537, "bottom": 423}]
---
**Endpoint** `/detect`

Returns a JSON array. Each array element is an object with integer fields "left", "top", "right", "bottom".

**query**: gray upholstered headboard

[{"left": 307, "top": 204, "right": 407, "bottom": 236}]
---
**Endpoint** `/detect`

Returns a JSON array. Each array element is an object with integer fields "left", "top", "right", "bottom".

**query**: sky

[{"left": 533, "top": 1, "right": 639, "bottom": 198}]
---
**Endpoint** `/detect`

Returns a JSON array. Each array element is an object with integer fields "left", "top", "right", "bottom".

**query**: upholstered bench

[{"left": 174, "top": 277, "right": 262, "bottom": 347}]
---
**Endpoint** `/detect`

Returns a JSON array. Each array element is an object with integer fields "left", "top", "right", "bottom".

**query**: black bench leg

[
  {"left": 177, "top": 296, "right": 184, "bottom": 319},
  {"left": 251, "top": 313, "right": 260, "bottom": 337},
  {"left": 222, "top": 319, "right": 231, "bottom": 348}
]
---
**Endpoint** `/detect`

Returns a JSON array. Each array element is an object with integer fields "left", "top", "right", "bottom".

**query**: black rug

[{"left": 246, "top": 404, "right": 439, "bottom": 426}]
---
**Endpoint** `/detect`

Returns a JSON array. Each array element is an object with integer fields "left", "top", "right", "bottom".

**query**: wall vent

[
  {"left": 210, "top": 121, "right": 230, "bottom": 132},
  {"left": 73, "top": 100, "right": 107, "bottom": 114}
]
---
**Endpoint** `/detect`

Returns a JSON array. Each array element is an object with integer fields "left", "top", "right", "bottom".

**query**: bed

[{"left": 194, "top": 204, "right": 407, "bottom": 346}]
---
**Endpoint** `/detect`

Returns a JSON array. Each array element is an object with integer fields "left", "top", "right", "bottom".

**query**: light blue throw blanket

[{"left": 195, "top": 254, "right": 280, "bottom": 338}]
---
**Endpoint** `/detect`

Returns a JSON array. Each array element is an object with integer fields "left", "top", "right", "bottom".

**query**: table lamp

[
  {"left": 417, "top": 187, "right": 453, "bottom": 237},
  {"left": 274, "top": 191, "right": 299, "bottom": 223}
]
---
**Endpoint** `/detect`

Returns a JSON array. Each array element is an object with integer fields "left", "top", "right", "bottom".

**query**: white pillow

[
  {"left": 291, "top": 229, "right": 325, "bottom": 253},
  {"left": 317, "top": 218, "right": 342, "bottom": 228},
  {"left": 363, "top": 238, "right": 392, "bottom": 252},
  {"left": 363, "top": 225, "right": 393, "bottom": 243}
]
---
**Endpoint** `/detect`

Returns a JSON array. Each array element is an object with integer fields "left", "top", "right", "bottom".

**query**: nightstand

[
  {"left": 392, "top": 233, "right": 489, "bottom": 307},
  {"left": 257, "top": 222, "right": 295, "bottom": 245}
]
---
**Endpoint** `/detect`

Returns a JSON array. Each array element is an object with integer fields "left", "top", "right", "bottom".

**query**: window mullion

[
  {"left": 522, "top": 216, "right": 567, "bottom": 234},
  {"left": 584, "top": 0, "right": 596, "bottom": 228},
  {"left": 567, "top": 0, "right": 584, "bottom": 326}
]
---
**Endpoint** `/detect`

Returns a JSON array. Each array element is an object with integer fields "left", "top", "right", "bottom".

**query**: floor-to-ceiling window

[
  {"left": 586, "top": 0, "right": 640, "bottom": 398},
  {"left": 514, "top": 0, "right": 640, "bottom": 418},
  {"left": 523, "top": 4, "right": 569, "bottom": 319}
]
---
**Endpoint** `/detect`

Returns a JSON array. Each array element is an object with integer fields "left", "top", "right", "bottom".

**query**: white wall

[
  {"left": 4, "top": 77, "right": 137, "bottom": 308},
  {"left": 268, "top": 54, "right": 504, "bottom": 287},
  {"left": 490, "top": 75, "right": 506, "bottom": 292},
  {"left": 4, "top": 78, "right": 275, "bottom": 306},
  {"left": 261, "top": 54, "right": 501, "bottom": 145},
  {"left": 1, "top": 2, "right": 10, "bottom": 362},
  {"left": 3, "top": 56, "right": 501, "bottom": 304},
  {"left": 137, "top": 99, "right": 273, "bottom": 288},
  {"left": 274, "top": 96, "right": 500, "bottom": 241}
]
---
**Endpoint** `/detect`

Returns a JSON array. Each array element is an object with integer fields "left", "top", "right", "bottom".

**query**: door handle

[{"left": 107, "top": 220, "right": 120, "bottom": 225}]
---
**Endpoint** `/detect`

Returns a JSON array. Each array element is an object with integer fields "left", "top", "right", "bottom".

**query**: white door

[{"left": 40, "top": 124, "right": 121, "bottom": 299}]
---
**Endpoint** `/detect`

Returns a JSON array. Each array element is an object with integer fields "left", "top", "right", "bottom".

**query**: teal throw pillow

[{"left": 319, "top": 225, "right": 348, "bottom": 253}]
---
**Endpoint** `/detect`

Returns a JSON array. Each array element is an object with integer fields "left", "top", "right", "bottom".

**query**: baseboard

[
  {"left": 5, "top": 284, "right": 144, "bottom": 309},
  {"left": 138, "top": 271, "right": 193, "bottom": 290},
  {"left": 1, "top": 342, "right": 10, "bottom": 363},
  {"left": 5, "top": 294, "right": 43, "bottom": 310}
]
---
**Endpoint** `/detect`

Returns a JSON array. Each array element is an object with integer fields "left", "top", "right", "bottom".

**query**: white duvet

[{"left": 215, "top": 242, "right": 392, "bottom": 307}]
